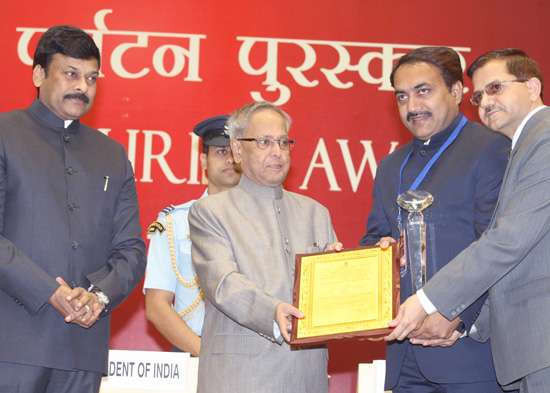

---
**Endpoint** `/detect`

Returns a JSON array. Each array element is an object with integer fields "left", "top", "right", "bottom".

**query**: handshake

[{"left": 47, "top": 277, "right": 104, "bottom": 329}]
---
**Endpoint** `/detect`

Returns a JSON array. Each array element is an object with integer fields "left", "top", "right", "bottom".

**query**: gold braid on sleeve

[{"left": 165, "top": 213, "right": 205, "bottom": 322}]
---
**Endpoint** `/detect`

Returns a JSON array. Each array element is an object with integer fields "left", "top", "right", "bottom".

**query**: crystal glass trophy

[{"left": 396, "top": 190, "right": 434, "bottom": 294}]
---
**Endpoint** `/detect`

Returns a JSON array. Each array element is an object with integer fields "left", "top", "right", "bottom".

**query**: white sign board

[{"left": 101, "top": 350, "right": 190, "bottom": 391}]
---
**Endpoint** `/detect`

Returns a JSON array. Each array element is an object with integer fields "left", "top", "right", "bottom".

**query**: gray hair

[{"left": 227, "top": 101, "right": 292, "bottom": 139}]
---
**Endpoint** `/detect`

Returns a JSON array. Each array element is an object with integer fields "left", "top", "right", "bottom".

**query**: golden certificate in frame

[{"left": 290, "top": 244, "right": 400, "bottom": 345}]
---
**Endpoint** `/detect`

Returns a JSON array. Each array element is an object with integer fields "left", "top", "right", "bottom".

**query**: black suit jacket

[
  {"left": 0, "top": 99, "right": 146, "bottom": 374},
  {"left": 361, "top": 114, "right": 510, "bottom": 388}
]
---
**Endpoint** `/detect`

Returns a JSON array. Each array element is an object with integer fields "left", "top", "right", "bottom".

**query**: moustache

[
  {"left": 407, "top": 111, "right": 432, "bottom": 122},
  {"left": 64, "top": 93, "right": 89, "bottom": 104},
  {"left": 484, "top": 105, "right": 504, "bottom": 118}
]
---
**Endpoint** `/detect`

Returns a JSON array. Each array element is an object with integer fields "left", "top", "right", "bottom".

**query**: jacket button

[
  {"left": 63, "top": 135, "right": 71, "bottom": 143},
  {"left": 66, "top": 167, "right": 74, "bottom": 175},
  {"left": 72, "top": 241, "right": 79, "bottom": 249}
]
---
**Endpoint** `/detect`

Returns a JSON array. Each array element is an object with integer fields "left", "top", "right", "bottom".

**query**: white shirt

[{"left": 511, "top": 105, "right": 546, "bottom": 149}]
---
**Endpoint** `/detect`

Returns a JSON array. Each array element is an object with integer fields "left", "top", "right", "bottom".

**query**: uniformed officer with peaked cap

[{"left": 143, "top": 114, "right": 240, "bottom": 356}]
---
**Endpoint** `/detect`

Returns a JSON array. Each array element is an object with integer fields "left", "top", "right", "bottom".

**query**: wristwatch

[{"left": 89, "top": 286, "right": 110, "bottom": 312}]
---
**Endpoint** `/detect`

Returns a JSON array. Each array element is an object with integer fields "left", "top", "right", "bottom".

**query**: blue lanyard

[{"left": 397, "top": 115, "right": 468, "bottom": 226}]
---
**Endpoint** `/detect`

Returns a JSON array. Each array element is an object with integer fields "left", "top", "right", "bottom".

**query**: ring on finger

[{"left": 85, "top": 305, "right": 90, "bottom": 313}]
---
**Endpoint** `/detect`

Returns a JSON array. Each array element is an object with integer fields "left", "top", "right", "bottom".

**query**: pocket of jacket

[{"left": 504, "top": 276, "right": 550, "bottom": 305}]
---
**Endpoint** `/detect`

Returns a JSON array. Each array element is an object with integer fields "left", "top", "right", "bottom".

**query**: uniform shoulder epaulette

[{"left": 161, "top": 205, "right": 176, "bottom": 215}]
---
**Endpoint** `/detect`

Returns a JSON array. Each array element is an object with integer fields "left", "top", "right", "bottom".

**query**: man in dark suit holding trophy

[{"left": 361, "top": 46, "right": 510, "bottom": 393}]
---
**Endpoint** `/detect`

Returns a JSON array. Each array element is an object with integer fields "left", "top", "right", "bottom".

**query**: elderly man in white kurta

[{"left": 188, "top": 101, "right": 342, "bottom": 393}]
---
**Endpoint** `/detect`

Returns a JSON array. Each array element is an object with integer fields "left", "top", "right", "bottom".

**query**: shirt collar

[
  {"left": 413, "top": 113, "right": 464, "bottom": 147},
  {"left": 29, "top": 98, "right": 81, "bottom": 130},
  {"left": 238, "top": 174, "right": 283, "bottom": 200},
  {"left": 511, "top": 105, "right": 547, "bottom": 149}
]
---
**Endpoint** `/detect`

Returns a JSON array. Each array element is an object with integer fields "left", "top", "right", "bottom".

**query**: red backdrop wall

[{"left": 1, "top": 1, "right": 549, "bottom": 391}]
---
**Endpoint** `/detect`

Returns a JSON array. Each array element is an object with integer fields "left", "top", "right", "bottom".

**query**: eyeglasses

[
  {"left": 236, "top": 137, "right": 296, "bottom": 151},
  {"left": 470, "top": 79, "right": 527, "bottom": 106}
]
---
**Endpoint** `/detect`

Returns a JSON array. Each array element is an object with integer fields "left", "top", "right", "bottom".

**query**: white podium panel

[
  {"left": 356, "top": 360, "right": 391, "bottom": 393},
  {"left": 99, "top": 350, "right": 199, "bottom": 393}
]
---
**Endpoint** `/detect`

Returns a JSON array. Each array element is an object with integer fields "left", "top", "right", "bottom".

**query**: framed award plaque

[{"left": 290, "top": 244, "right": 400, "bottom": 345}]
